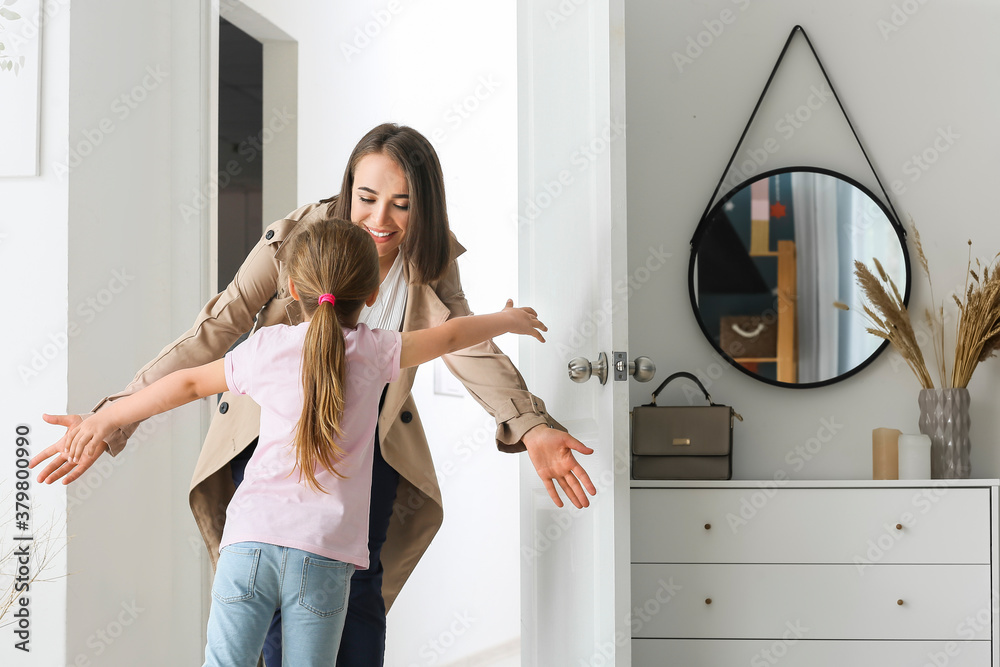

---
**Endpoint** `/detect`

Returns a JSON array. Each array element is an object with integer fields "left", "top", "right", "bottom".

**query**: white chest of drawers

[{"left": 630, "top": 480, "right": 1000, "bottom": 666}]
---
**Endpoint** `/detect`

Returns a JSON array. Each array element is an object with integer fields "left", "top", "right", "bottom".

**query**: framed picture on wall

[{"left": 0, "top": 0, "right": 42, "bottom": 177}]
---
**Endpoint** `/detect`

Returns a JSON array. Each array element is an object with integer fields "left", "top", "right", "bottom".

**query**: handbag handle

[
  {"left": 731, "top": 322, "right": 766, "bottom": 338},
  {"left": 649, "top": 371, "right": 714, "bottom": 407}
]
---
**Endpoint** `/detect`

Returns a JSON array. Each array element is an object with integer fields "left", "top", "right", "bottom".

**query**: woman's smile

[
  {"left": 351, "top": 152, "right": 410, "bottom": 264},
  {"left": 363, "top": 224, "right": 399, "bottom": 242}
]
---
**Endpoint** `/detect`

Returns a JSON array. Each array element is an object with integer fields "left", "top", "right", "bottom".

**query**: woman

[{"left": 31, "top": 123, "right": 596, "bottom": 666}]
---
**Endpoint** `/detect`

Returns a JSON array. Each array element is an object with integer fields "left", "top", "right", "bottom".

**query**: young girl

[{"left": 52, "top": 218, "right": 547, "bottom": 666}]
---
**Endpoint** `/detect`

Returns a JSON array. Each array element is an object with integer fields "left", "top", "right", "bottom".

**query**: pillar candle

[
  {"left": 872, "top": 427, "right": 901, "bottom": 480},
  {"left": 898, "top": 434, "right": 932, "bottom": 480}
]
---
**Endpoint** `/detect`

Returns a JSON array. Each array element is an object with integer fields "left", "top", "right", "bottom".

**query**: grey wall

[
  {"left": 626, "top": 1, "right": 1000, "bottom": 481},
  {"left": 65, "top": 0, "right": 209, "bottom": 664}
]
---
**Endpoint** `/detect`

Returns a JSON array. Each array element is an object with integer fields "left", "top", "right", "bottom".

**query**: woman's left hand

[{"left": 522, "top": 425, "right": 596, "bottom": 509}]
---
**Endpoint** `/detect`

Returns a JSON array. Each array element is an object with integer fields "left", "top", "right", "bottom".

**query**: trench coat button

[
  {"left": 219, "top": 402, "right": 229, "bottom": 414},
  {"left": 401, "top": 411, "right": 413, "bottom": 423},
  {"left": 265, "top": 230, "right": 275, "bottom": 240}
]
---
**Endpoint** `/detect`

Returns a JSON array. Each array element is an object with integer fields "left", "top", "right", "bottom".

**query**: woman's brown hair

[
  {"left": 327, "top": 123, "right": 452, "bottom": 284},
  {"left": 286, "top": 218, "right": 380, "bottom": 491}
]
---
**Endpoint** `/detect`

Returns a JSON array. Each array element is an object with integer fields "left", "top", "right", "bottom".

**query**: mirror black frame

[{"left": 688, "top": 165, "right": 912, "bottom": 389}]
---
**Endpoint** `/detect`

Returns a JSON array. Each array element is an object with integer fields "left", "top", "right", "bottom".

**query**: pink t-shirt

[{"left": 220, "top": 321, "right": 401, "bottom": 569}]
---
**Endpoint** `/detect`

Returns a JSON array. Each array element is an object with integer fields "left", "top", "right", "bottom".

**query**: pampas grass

[
  {"left": 847, "top": 219, "right": 1000, "bottom": 389},
  {"left": 951, "top": 244, "right": 1000, "bottom": 387},
  {"left": 852, "top": 256, "right": 934, "bottom": 389},
  {"left": 912, "top": 224, "right": 947, "bottom": 388}
]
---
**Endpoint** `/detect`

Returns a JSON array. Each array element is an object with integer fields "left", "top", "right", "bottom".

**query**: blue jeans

[
  {"left": 204, "top": 541, "right": 354, "bottom": 667},
  {"left": 232, "top": 386, "right": 398, "bottom": 667}
]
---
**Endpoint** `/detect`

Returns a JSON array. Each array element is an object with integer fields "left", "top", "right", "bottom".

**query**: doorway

[
  {"left": 213, "top": 3, "right": 297, "bottom": 297},
  {"left": 218, "top": 18, "right": 263, "bottom": 292}
]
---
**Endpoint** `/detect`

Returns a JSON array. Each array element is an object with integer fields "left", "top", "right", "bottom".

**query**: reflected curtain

[
  {"left": 841, "top": 183, "right": 899, "bottom": 372},
  {"left": 792, "top": 173, "right": 840, "bottom": 383}
]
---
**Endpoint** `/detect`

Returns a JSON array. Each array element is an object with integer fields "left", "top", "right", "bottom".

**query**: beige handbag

[{"left": 631, "top": 372, "right": 742, "bottom": 480}]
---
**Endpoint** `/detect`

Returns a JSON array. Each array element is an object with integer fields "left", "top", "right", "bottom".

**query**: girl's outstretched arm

[
  {"left": 56, "top": 359, "right": 227, "bottom": 465},
  {"left": 400, "top": 299, "right": 546, "bottom": 369}
]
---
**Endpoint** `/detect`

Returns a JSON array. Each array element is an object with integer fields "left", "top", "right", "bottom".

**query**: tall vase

[{"left": 918, "top": 388, "right": 972, "bottom": 479}]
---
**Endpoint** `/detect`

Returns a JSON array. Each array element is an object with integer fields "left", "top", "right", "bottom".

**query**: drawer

[
  {"left": 632, "top": 639, "right": 992, "bottom": 666},
  {"left": 631, "top": 564, "right": 992, "bottom": 640},
  {"left": 631, "top": 487, "right": 991, "bottom": 564}
]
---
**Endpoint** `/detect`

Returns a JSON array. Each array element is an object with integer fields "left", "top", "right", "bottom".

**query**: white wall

[
  {"left": 0, "top": 1, "right": 69, "bottom": 664},
  {"left": 625, "top": 1, "right": 1000, "bottom": 481},
  {"left": 61, "top": 0, "right": 211, "bottom": 665},
  {"left": 369, "top": 8, "right": 522, "bottom": 664}
]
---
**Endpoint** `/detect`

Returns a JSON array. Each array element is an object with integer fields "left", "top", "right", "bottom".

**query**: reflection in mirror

[{"left": 689, "top": 167, "right": 909, "bottom": 387}]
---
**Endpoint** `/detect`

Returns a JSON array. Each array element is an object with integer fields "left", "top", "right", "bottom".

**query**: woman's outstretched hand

[
  {"left": 28, "top": 414, "right": 107, "bottom": 485},
  {"left": 522, "top": 424, "right": 596, "bottom": 509}
]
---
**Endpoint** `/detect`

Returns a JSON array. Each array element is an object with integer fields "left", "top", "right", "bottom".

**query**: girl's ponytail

[
  {"left": 286, "top": 219, "right": 380, "bottom": 492},
  {"left": 296, "top": 295, "right": 349, "bottom": 490}
]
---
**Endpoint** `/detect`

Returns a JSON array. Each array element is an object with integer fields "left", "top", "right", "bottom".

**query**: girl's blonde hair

[{"left": 286, "top": 217, "right": 380, "bottom": 492}]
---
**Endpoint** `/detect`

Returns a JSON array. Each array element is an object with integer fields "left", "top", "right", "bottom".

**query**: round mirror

[{"left": 689, "top": 167, "right": 910, "bottom": 388}]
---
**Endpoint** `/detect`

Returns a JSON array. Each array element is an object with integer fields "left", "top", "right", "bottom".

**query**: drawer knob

[
  {"left": 895, "top": 523, "right": 903, "bottom": 530},
  {"left": 705, "top": 598, "right": 712, "bottom": 605},
  {"left": 704, "top": 523, "right": 711, "bottom": 530},
  {"left": 897, "top": 599, "right": 904, "bottom": 606}
]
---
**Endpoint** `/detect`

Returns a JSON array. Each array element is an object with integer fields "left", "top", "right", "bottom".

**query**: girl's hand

[
  {"left": 60, "top": 413, "right": 118, "bottom": 464},
  {"left": 502, "top": 299, "right": 547, "bottom": 342},
  {"left": 29, "top": 414, "right": 108, "bottom": 484}
]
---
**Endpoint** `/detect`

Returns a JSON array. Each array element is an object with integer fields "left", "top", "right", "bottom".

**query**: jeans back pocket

[
  {"left": 298, "top": 557, "right": 353, "bottom": 617},
  {"left": 212, "top": 544, "right": 261, "bottom": 603}
]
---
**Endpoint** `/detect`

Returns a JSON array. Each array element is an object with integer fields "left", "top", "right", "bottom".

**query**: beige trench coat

[{"left": 91, "top": 202, "right": 561, "bottom": 609}]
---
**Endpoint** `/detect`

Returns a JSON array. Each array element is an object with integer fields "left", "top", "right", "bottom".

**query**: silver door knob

[
  {"left": 568, "top": 352, "right": 608, "bottom": 385},
  {"left": 629, "top": 356, "right": 656, "bottom": 383}
]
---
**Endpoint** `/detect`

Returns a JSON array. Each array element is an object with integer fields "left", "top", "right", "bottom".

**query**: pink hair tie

[{"left": 318, "top": 293, "right": 336, "bottom": 307}]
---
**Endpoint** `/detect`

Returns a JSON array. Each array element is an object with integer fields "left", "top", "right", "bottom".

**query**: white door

[{"left": 517, "top": 1, "right": 631, "bottom": 664}]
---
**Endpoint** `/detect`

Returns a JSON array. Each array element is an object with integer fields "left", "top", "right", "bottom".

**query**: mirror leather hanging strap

[{"left": 694, "top": 24, "right": 903, "bottom": 244}]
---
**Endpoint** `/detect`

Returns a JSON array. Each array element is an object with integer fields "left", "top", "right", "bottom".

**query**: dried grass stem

[{"left": 852, "top": 220, "right": 1000, "bottom": 389}]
